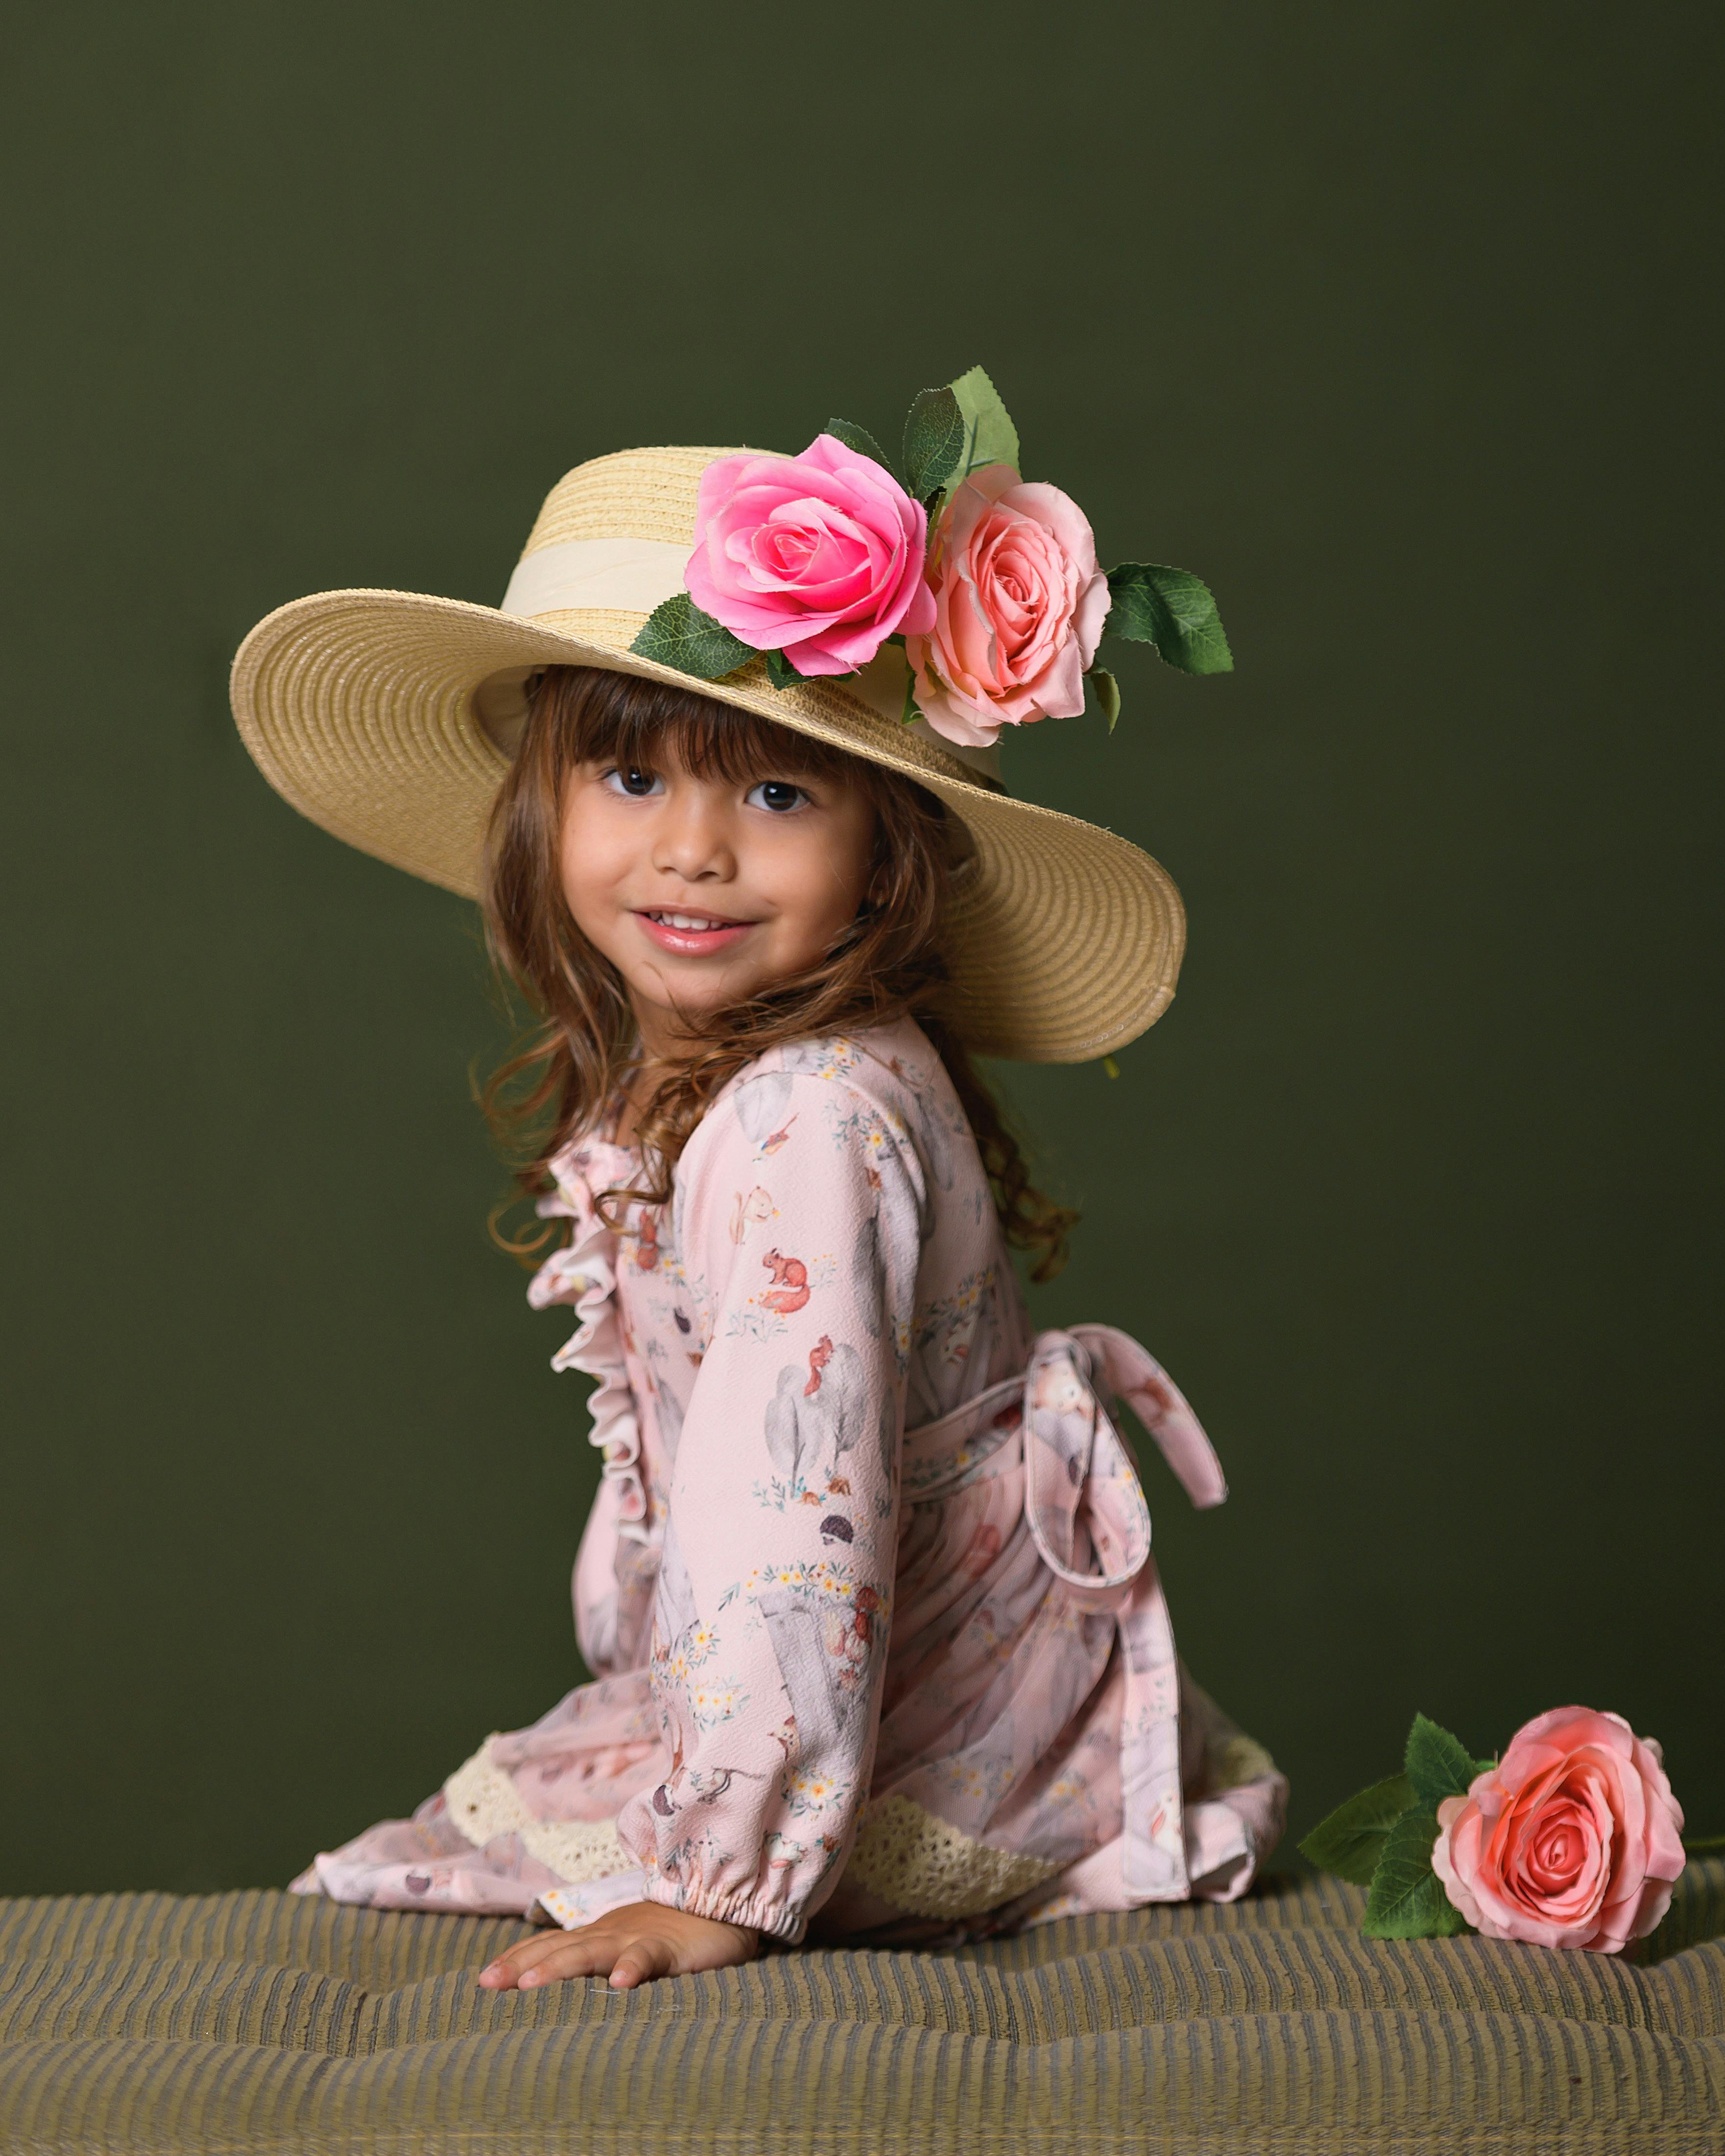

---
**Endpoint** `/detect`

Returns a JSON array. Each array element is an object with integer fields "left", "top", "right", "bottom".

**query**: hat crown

[{"left": 519, "top": 446, "right": 752, "bottom": 559}]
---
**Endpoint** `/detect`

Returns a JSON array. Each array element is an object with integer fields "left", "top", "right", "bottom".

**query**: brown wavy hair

[{"left": 479, "top": 664, "right": 1076, "bottom": 1280}]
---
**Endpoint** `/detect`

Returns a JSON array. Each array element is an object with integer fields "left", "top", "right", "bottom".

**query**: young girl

[{"left": 230, "top": 414, "right": 1286, "bottom": 1991}]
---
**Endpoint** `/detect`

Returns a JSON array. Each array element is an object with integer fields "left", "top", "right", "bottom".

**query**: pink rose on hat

[
  {"left": 1432, "top": 1706, "right": 1686, "bottom": 1953},
  {"left": 905, "top": 465, "right": 1113, "bottom": 748},
  {"left": 684, "top": 434, "right": 936, "bottom": 677}
]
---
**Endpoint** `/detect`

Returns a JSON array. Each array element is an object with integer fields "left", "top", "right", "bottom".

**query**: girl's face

[{"left": 559, "top": 734, "right": 878, "bottom": 1056}]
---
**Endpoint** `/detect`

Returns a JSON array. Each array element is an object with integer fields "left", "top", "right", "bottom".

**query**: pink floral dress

[{"left": 294, "top": 1021, "right": 1286, "bottom": 1940}]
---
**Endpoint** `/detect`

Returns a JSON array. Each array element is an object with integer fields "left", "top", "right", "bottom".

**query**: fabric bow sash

[{"left": 1019, "top": 1325, "right": 1226, "bottom": 1610}]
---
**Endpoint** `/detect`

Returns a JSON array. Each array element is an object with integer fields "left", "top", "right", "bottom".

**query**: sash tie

[
  {"left": 1022, "top": 1326, "right": 1225, "bottom": 1611},
  {"left": 902, "top": 1324, "right": 1234, "bottom": 1903}
]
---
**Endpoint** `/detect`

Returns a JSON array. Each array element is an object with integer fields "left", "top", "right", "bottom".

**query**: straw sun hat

[{"left": 230, "top": 444, "right": 1186, "bottom": 1061}]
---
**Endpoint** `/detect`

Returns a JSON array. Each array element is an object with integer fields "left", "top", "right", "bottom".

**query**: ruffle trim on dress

[
  {"left": 443, "top": 1736, "right": 630, "bottom": 1884},
  {"left": 529, "top": 1142, "right": 649, "bottom": 1544}
]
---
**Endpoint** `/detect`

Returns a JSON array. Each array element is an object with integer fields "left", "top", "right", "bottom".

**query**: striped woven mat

[{"left": 2, "top": 1864, "right": 1722, "bottom": 2153}]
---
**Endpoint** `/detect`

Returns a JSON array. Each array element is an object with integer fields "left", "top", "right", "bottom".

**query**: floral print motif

[{"left": 289, "top": 1020, "right": 1287, "bottom": 1941}]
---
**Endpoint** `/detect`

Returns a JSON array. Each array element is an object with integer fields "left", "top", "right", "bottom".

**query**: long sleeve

[{"left": 614, "top": 1062, "right": 924, "bottom": 1940}]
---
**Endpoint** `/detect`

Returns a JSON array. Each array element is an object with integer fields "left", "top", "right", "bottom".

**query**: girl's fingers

[
  {"left": 608, "top": 1937, "right": 670, "bottom": 1990},
  {"left": 517, "top": 1939, "right": 604, "bottom": 1987},
  {"left": 478, "top": 1930, "right": 587, "bottom": 1988},
  {"left": 475, "top": 1902, "right": 752, "bottom": 1991}
]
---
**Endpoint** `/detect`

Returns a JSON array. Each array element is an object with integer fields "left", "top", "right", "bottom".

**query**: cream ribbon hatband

[{"left": 501, "top": 538, "right": 692, "bottom": 618}]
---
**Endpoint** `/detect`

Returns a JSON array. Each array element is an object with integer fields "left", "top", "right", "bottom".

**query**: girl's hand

[{"left": 477, "top": 1901, "right": 760, "bottom": 1991}]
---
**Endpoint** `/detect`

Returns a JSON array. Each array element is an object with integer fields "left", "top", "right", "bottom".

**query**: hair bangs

[{"left": 558, "top": 671, "right": 864, "bottom": 791}]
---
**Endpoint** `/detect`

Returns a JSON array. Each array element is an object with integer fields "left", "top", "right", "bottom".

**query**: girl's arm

[
  {"left": 621, "top": 1065, "right": 922, "bottom": 1938},
  {"left": 479, "top": 1064, "right": 923, "bottom": 1988}
]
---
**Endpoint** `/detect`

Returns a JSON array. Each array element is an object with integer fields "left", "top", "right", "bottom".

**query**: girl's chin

[{"left": 621, "top": 965, "right": 754, "bottom": 1034}]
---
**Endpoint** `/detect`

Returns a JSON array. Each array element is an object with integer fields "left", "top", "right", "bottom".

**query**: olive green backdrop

[{"left": 3, "top": 3, "right": 1719, "bottom": 1896}]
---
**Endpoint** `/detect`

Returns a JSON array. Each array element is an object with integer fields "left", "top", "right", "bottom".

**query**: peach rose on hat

[
  {"left": 683, "top": 433, "right": 935, "bottom": 677},
  {"left": 905, "top": 466, "right": 1113, "bottom": 748},
  {"left": 1431, "top": 1707, "right": 1686, "bottom": 1953}
]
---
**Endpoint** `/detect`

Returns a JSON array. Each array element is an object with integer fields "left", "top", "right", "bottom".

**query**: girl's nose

[{"left": 652, "top": 793, "right": 735, "bottom": 883}]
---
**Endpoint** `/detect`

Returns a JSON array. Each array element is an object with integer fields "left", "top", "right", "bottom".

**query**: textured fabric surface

[{"left": 2, "top": 1865, "right": 1722, "bottom": 2153}]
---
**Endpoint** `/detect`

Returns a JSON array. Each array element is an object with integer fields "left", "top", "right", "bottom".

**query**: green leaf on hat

[
  {"left": 765, "top": 647, "right": 804, "bottom": 692},
  {"left": 903, "top": 387, "right": 968, "bottom": 504},
  {"left": 825, "top": 417, "right": 898, "bottom": 479},
  {"left": 1362, "top": 1800, "right": 1471, "bottom": 1938},
  {"left": 900, "top": 663, "right": 921, "bottom": 726},
  {"left": 1298, "top": 1772, "right": 1416, "bottom": 1887},
  {"left": 629, "top": 592, "right": 756, "bottom": 681},
  {"left": 1404, "top": 1714, "right": 1480, "bottom": 1806},
  {"left": 948, "top": 364, "right": 1020, "bottom": 477},
  {"left": 1089, "top": 666, "right": 1122, "bottom": 733},
  {"left": 1104, "top": 564, "right": 1234, "bottom": 675}
]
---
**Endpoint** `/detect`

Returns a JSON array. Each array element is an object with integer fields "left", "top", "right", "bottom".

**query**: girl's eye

[
  {"left": 603, "top": 766, "right": 663, "bottom": 798},
  {"left": 746, "top": 780, "right": 811, "bottom": 814}
]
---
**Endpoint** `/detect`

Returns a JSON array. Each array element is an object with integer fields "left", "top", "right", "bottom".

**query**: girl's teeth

[{"left": 657, "top": 912, "right": 726, "bottom": 931}]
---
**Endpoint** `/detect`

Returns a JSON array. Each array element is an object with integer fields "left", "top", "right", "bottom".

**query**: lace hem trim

[
  {"left": 443, "top": 1740, "right": 630, "bottom": 1885},
  {"left": 847, "top": 1793, "right": 1063, "bottom": 1920},
  {"left": 1211, "top": 1732, "right": 1279, "bottom": 1792}
]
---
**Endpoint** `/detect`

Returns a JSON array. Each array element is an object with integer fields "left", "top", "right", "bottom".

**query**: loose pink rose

[
  {"left": 1432, "top": 1707, "right": 1685, "bottom": 1954},
  {"left": 684, "top": 434, "right": 935, "bottom": 677},
  {"left": 905, "top": 465, "right": 1111, "bottom": 748}
]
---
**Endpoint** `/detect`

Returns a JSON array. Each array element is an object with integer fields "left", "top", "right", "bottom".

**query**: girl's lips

[{"left": 632, "top": 909, "right": 758, "bottom": 957}]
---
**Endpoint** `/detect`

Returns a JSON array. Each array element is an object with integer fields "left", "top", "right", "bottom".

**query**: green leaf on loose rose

[
  {"left": 1362, "top": 1800, "right": 1471, "bottom": 1938},
  {"left": 948, "top": 364, "right": 1020, "bottom": 477},
  {"left": 1299, "top": 1773, "right": 1416, "bottom": 1887},
  {"left": 1089, "top": 666, "right": 1122, "bottom": 733},
  {"left": 630, "top": 592, "right": 756, "bottom": 681},
  {"left": 1405, "top": 1714, "right": 1480, "bottom": 1806},
  {"left": 1104, "top": 563, "right": 1234, "bottom": 674},
  {"left": 765, "top": 647, "right": 804, "bottom": 692},
  {"left": 903, "top": 387, "right": 967, "bottom": 503},
  {"left": 825, "top": 417, "right": 898, "bottom": 479}
]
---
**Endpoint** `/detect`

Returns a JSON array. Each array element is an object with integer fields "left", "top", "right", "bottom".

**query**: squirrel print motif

[{"left": 761, "top": 1250, "right": 810, "bottom": 1315}]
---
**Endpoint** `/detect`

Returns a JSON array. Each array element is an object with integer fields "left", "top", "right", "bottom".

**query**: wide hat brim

[{"left": 230, "top": 454, "right": 1186, "bottom": 1063}]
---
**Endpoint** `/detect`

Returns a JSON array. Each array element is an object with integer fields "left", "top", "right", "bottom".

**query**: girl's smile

[{"left": 632, "top": 908, "right": 759, "bottom": 958}]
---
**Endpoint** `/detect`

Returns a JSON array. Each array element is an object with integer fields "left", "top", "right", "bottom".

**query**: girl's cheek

[{"left": 560, "top": 800, "right": 643, "bottom": 915}]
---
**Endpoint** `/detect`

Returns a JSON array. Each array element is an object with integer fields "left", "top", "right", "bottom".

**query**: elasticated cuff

[{"left": 642, "top": 1876, "right": 806, "bottom": 1944}]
